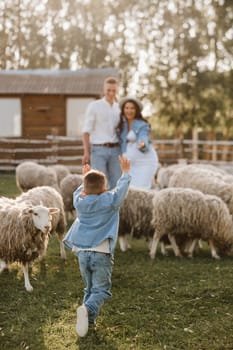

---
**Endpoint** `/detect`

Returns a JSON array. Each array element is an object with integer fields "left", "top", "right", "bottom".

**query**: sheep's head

[{"left": 26, "top": 205, "right": 59, "bottom": 234}]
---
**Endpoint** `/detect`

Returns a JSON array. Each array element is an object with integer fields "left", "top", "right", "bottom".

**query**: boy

[{"left": 63, "top": 156, "right": 131, "bottom": 337}]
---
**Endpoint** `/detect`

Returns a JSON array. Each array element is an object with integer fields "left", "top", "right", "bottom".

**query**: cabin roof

[{"left": 0, "top": 68, "right": 118, "bottom": 96}]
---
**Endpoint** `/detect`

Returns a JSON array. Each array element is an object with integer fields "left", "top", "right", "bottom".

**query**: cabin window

[
  {"left": 66, "top": 97, "right": 94, "bottom": 137},
  {"left": 0, "top": 98, "right": 21, "bottom": 137}
]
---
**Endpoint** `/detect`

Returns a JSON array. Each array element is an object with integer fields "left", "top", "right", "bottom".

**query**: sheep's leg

[
  {"left": 59, "top": 240, "right": 67, "bottom": 260},
  {"left": 160, "top": 242, "right": 169, "bottom": 256},
  {"left": 22, "top": 263, "right": 33, "bottom": 292},
  {"left": 118, "top": 236, "right": 131, "bottom": 252},
  {"left": 187, "top": 239, "right": 198, "bottom": 258},
  {"left": 149, "top": 232, "right": 160, "bottom": 259},
  {"left": 168, "top": 234, "right": 182, "bottom": 257},
  {"left": 198, "top": 239, "right": 203, "bottom": 249},
  {"left": 209, "top": 240, "right": 220, "bottom": 260},
  {"left": 0, "top": 259, "right": 8, "bottom": 272}
]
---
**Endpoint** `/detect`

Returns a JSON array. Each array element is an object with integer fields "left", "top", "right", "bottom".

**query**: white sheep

[
  {"left": 118, "top": 187, "right": 169, "bottom": 255},
  {"left": 0, "top": 201, "right": 59, "bottom": 292},
  {"left": 60, "top": 174, "right": 83, "bottom": 219},
  {"left": 15, "top": 186, "right": 67, "bottom": 260},
  {"left": 49, "top": 164, "right": 70, "bottom": 186},
  {"left": 16, "top": 161, "right": 59, "bottom": 192},
  {"left": 156, "top": 163, "right": 228, "bottom": 189},
  {"left": 149, "top": 187, "right": 233, "bottom": 260},
  {"left": 156, "top": 164, "right": 185, "bottom": 189},
  {"left": 168, "top": 165, "right": 233, "bottom": 217}
]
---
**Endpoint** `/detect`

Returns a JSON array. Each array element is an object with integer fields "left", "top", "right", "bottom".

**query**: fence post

[
  {"left": 178, "top": 136, "right": 184, "bottom": 159},
  {"left": 48, "top": 135, "right": 58, "bottom": 164},
  {"left": 192, "top": 128, "right": 199, "bottom": 162}
]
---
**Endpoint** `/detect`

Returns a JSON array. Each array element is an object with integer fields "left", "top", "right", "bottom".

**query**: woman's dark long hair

[{"left": 117, "top": 99, "right": 149, "bottom": 133}]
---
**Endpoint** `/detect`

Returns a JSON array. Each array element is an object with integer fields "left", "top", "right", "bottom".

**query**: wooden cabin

[{"left": 0, "top": 68, "right": 118, "bottom": 139}]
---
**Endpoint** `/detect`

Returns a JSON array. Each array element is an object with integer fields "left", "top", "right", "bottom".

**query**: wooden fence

[{"left": 1, "top": 136, "right": 233, "bottom": 172}]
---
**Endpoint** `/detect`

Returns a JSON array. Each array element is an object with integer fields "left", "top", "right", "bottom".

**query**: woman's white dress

[{"left": 124, "top": 130, "right": 158, "bottom": 190}]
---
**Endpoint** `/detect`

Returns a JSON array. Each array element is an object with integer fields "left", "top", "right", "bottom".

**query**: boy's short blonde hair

[{"left": 84, "top": 170, "right": 107, "bottom": 195}]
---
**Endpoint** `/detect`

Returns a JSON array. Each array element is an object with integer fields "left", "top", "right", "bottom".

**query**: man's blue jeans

[
  {"left": 90, "top": 145, "right": 121, "bottom": 190},
  {"left": 77, "top": 251, "right": 113, "bottom": 324}
]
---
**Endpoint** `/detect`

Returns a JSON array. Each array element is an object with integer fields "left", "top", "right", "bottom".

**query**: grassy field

[{"left": 1, "top": 173, "right": 233, "bottom": 349}]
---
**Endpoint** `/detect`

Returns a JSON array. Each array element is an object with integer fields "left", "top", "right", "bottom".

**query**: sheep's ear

[
  {"left": 24, "top": 207, "right": 33, "bottom": 214},
  {"left": 49, "top": 207, "right": 60, "bottom": 215}
]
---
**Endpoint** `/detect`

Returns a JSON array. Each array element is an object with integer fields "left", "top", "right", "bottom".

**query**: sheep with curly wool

[
  {"left": 157, "top": 163, "right": 229, "bottom": 189},
  {"left": 60, "top": 174, "right": 83, "bottom": 219},
  {"left": 0, "top": 201, "right": 59, "bottom": 292},
  {"left": 149, "top": 187, "right": 233, "bottom": 259},
  {"left": 15, "top": 186, "right": 67, "bottom": 260},
  {"left": 168, "top": 165, "right": 233, "bottom": 218},
  {"left": 118, "top": 187, "right": 170, "bottom": 255},
  {"left": 16, "top": 161, "right": 59, "bottom": 192}
]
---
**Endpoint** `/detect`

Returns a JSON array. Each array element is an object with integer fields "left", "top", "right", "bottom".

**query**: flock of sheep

[
  {"left": 119, "top": 162, "right": 233, "bottom": 260},
  {"left": 0, "top": 161, "right": 82, "bottom": 291},
  {"left": 1, "top": 160, "right": 233, "bottom": 292}
]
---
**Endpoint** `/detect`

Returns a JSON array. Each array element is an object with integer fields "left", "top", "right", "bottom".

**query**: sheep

[
  {"left": 60, "top": 174, "right": 83, "bottom": 220},
  {"left": 15, "top": 186, "right": 67, "bottom": 260},
  {"left": 168, "top": 165, "right": 233, "bottom": 217},
  {"left": 0, "top": 201, "right": 59, "bottom": 292},
  {"left": 16, "top": 161, "right": 59, "bottom": 192},
  {"left": 156, "top": 164, "right": 185, "bottom": 189},
  {"left": 118, "top": 187, "right": 170, "bottom": 255},
  {"left": 156, "top": 163, "right": 229, "bottom": 189},
  {"left": 149, "top": 187, "right": 233, "bottom": 260},
  {"left": 49, "top": 164, "right": 70, "bottom": 186}
]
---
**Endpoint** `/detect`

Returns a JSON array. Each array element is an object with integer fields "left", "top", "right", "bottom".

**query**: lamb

[
  {"left": 60, "top": 174, "right": 83, "bottom": 219},
  {"left": 149, "top": 187, "right": 233, "bottom": 260},
  {"left": 168, "top": 165, "right": 233, "bottom": 217},
  {"left": 16, "top": 161, "right": 59, "bottom": 192},
  {"left": 15, "top": 186, "right": 67, "bottom": 260},
  {"left": 0, "top": 201, "right": 59, "bottom": 292}
]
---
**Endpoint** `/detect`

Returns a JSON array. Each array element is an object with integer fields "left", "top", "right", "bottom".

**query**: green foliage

[
  {"left": 1, "top": 175, "right": 233, "bottom": 349},
  {"left": 0, "top": 0, "right": 232, "bottom": 136}
]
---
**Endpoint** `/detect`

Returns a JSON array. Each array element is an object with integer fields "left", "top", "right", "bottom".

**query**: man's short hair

[
  {"left": 104, "top": 76, "right": 118, "bottom": 85},
  {"left": 84, "top": 170, "right": 107, "bottom": 195}
]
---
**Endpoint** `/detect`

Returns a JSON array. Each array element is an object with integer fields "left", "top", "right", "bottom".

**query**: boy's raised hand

[
  {"left": 82, "top": 163, "right": 91, "bottom": 175},
  {"left": 119, "top": 155, "right": 130, "bottom": 173}
]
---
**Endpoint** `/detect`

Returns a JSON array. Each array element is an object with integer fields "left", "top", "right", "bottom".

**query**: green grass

[{"left": 1, "top": 173, "right": 233, "bottom": 349}]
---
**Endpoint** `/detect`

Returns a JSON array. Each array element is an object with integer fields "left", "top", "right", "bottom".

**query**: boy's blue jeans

[{"left": 77, "top": 251, "right": 113, "bottom": 324}]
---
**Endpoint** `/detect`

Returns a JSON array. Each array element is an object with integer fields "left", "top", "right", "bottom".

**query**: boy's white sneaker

[{"left": 76, "top": 305, "right": 88, "bottom": 337}]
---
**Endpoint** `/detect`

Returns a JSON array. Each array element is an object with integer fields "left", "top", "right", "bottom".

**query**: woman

[{"left": 117, "top": 96, "right": 158, "bottom": 190}]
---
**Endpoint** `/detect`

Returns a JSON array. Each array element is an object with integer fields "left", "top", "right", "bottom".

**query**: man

[{"left": 82, "top": 76, "right": 121, "bottom": 189}]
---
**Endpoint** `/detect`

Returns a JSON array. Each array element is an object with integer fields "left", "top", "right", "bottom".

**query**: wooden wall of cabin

[{"left": 21, "top": 95, "right": 66, "bottom": 138}]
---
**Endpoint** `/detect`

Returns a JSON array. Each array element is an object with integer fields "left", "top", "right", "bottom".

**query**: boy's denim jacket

[
  {"left": 117, "top": 118, "right": 152, "bottom": 154},
  {"left": 63, "top": 173, "right": 131, "bottom": 255}
]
